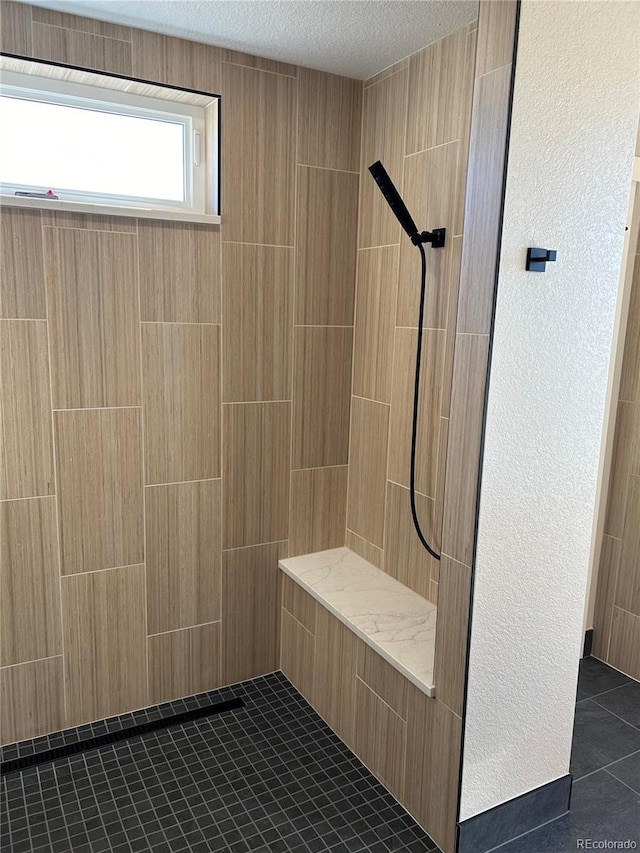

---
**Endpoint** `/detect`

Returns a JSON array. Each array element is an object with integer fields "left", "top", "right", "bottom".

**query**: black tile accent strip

[
  {"left": 0, "top": 696, "right": 244, "bottom": 775},
  {"left": 457, "top": 774, "right": 572, "bottom": 853}
]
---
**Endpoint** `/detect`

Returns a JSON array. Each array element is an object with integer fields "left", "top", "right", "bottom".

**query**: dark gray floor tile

[
  {"left": 607, "top": 752, "right": 640, "bottom": 795},
  {"left": 592, "top": 681, "right": 640, "bottom": 729},
  {"left": 497, "top": 770, "right": 640, "bottom": 852},
  {"left": 576, "top": 657, "right": 631, "bottom": 702},
  {"left": 571, "top": 700, "right": 640, "bottom": 779},
  {"left": 0, "top": 673, "right": 440, "bottom": 853}
]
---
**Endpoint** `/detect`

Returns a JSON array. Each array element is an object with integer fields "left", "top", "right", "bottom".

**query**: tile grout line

[
  {"left": 134, "top": 220, "right": 150, "bottom": 709},
  {"left": 40, "top": 207, "right": 70, "bottom": 733},
  {"left": 588, "top": 696, "right": 640, "bottom": 732},
  {"left": 604, "top": 765, "right": 640, "bottom": 797},
  {"left": 572, "top": 747, "right": 640, "bottom": 783}
]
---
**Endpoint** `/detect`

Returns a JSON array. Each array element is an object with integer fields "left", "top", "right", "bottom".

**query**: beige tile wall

[
  {"left": 336, "top": 4, "right": 519, "bottom": 850},
  {"left": 0, "top": 0, "right": 361, "bottom": 743},
  {"left": 280, "top": 578, "right": 462, "bottom": 853},
  {"left": 593, "top": 182, "right": 640, "bottom": 680},
  {"left": 346, "top": 19, "right": 478, "bottom": 611}
]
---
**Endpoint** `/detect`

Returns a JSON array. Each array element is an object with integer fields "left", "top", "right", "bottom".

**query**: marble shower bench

[{"left": 279, "top": 546, "right": 437, "bottom": 697}]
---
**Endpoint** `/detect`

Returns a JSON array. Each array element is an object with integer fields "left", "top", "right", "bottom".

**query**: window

[{"left": 0, "top": 63, "right": 219, "bottom": 222}]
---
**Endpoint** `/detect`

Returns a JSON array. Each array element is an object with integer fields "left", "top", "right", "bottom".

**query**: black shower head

[{"left": 368, "top": 160, "right": 420, "bottom": 243}]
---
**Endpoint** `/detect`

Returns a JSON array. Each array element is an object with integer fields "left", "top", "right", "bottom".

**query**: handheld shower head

[
  {"left": 367, "top": 159, "right": 445, "bottom": 562},
  {"left": 368, "top": 160, "right": 446, "bottom": 248},
  {"left": 368, "top": 160, "right": 420, "bottom": 243}
]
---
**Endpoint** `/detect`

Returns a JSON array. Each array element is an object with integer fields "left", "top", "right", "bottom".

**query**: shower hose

[{"left": 410, "top": 241, "right": 441, "bottom": 562}]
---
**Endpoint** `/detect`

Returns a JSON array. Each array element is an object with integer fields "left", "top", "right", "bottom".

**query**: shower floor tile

[{"left": 0, "top": 672, "right": 440, "bottom": 853}]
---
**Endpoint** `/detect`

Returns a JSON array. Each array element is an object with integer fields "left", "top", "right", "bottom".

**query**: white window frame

[{"left": 0, "top": 67, "right": 219, "bottom": 223}]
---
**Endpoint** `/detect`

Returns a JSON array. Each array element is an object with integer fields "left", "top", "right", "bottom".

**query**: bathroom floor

[
  {"left": 0, "top": 672, "right": 440, "bottom": 853},
  {"left": 499, "top": 657, "right": 640, "bottom": 852}
]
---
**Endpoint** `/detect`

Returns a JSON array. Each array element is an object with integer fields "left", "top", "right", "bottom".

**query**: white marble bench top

[{"left": 279, "top": 547, "right": 437, "bottom": 698}]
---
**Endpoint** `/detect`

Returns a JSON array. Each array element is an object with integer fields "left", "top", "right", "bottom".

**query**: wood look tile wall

[
  {"left": 280, "top": 591, "right": 462, "bottom": 853},
  {"left": 593, "top": 182, "right": 640, "bottom": 680},
  {"left": 0, "top": 0, "right": 360, "bottom": 742},
  {"left": 347, "top": 16, "right": 478, "bottom": 606},
  {"left": 342, "top": 7, "right": 518, "bottom": 851}
]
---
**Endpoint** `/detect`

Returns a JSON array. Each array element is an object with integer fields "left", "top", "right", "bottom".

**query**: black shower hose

[{"left": 410, "top": 242, "right": 441, "bottom": 562}]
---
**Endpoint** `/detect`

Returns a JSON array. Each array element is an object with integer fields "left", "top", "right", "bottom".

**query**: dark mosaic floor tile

[
  {"left": 607, "top": 751, "right": 640, "bottom": 795},
  {"left": 497, "top": 769, "right": 640, "bottom": 852},
  {"left": 576, "top": 657, "right": 631, "bottom": 702},
  {"left": 592, "top": 680, "right": 640, "bottom": 729},
  {"left": 1, "top": 673, "right": 439, "bottom": 853},
  {"left": 571, "top": 700, "right": 640, "bottom": 779}
]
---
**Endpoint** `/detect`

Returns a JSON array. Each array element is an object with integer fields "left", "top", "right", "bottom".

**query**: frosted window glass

[{"left": 0, "top": 96, "right": 185, "bottom": 201}]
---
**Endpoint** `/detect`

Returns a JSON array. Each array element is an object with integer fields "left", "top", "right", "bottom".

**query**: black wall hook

[{"left": 526, "top": 247, "right": 557, "bottom": 272}]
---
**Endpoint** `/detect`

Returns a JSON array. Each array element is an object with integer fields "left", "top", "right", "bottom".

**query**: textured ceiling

[{"left": 23, "top": 0, "right": 479, "bottom": 79}]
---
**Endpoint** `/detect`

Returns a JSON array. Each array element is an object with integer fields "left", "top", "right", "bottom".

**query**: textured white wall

[{"left": 460, "top": 0, "right": 640, "bottom": 822}]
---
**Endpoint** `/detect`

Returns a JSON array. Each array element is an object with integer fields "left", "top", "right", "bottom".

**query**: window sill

[{"left": 0, "top": 194, "right": 221, "bottom": 226}]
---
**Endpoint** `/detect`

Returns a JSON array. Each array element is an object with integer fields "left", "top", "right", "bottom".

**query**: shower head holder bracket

[{"left": 411, "top": 227, "right": 446, "bottom": 248}]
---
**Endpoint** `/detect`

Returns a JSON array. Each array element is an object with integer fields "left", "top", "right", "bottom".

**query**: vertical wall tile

[
  {"left": 441, "top": 334, "right": 490, "bottom": 566},
  {"left": 0, "top": 497, "right": 61, "bottom": 666},
  {"left": 434, "top": 556, "right": 472, "bottom": 716},
  {"left": 608, "top": 607, "right": 640, "bottom": 681},
  {"left": 31, "top": 22, "right": 132, "bottom": 75},
  {"left": 223, "top": 403, "right": 290, "bottom": 548},
  {"left": 314, "top": 607, "right": 360, "bottom": 746},
  {"left": 383, "top": 481, "right": 436, "bottom": 600},
  {"left": 31, "top": 6, "right": 131, "bottom": 38},
  {"left": 282, "top": 575, "right": 317, "bottom": 633},
  {"left": 289, "top": 466, "right": 348, "bottom": 557},
  {"left": 297, "top": 68, "right": 362, "bottom": 172},
  {"left": 619, "top": 253, "right": 640, "bottom": 403},
  {"left": 222, "top": 541, "right": 286, "bottom": 683},
  {"left": 62, "top": 565, "right": 147, "bottom": 725},
  {"left": 397, "top": 143, "right": 462, "bottom": 330},
  {"left": 474, "top": 0, "right": 517, "bottom": 76},
  {"left": 142, "top": 323, "right": 221, "bottom": 485},
  {"left": 604, "top": 401, "right": 640, "bottom": 538},
  {"left": 405, "top": 28, "right": 470, "bottom": 155},
  {"left": 280, "top": 608, "right": 316, "bottom": 701},
  {"left": 55, "top": 408, "right": 143, "bottom": 574},
  {"left": 441, "top": 237, "right": 465, "bottom": 417},
  {"left": 0, "top": 0, "right": 31, "bottom": 54},
  {"left": 352, "top": 246, "right": 399, "bottom": 403},
  {"left": 405, "top": 684, "right": 462, "bottom": 853},
  {"left": 221, "top": 62, "right": 296, "bottom": 245},
  {"left": 358, "top": 69, "right": 408, "bottom": 248},
  {"left": 295, "top": 166, "right": 359, "bottom": 326},
  {"left": 138, "top": 221, "right": 221, "bottom": 324},
  {"left": 397, "top": 231, "right": 462, "bottom": 336},
  {"left": 456, "top": 65, "right": 512, "bottom": 334},
  {"left": 346, "top": 397, "right": 389, "bottom": 548},
  {"left": 0, "top": 657, "right": 64, "bottom": 745},
  {"left": 388, "top": 327, "right": 446, "bottom": 499},
  {"left": 593, "top": 535, "right": 621, "bottom": 660},
  {"left": 357, "top": 643, "right": 408, "bottom": 719},
  {"left": 148, "top": 622, "right": 221, "bottom": 705},
  {"left": 0, "top": 210, "right": 45, "bottom": 319},
  {"left": 292, "top": 327, "right": 353, "bottom": 469},
  {"left": 44, "top": 228, "right": 140, "bottom": 409},
  {"left": 41, "top": 211, "right": 136, "bottom": 232},
  {"left": 0, "top": 320, "right": 55, "bottom": 499},
  {"left": 614, "top": 474, "right": 640, "bottom": 616},
  {"left": 345, "top": 529, "right": 384, "bottom": 569},
  {"left": 131, "top": 29, "right": 220, "bottom": 92},
  {"left": 353, "top": 678, "right": 407, "bottom": 801},
  {"left": 218, "top": 48, "right": 296, "bottom": 77},
  {"left": 222, "top": 243, "right": 292, "bottom": 402},
  {"left": 146, "top": 479, "right": 221, "bottom": 635}
]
